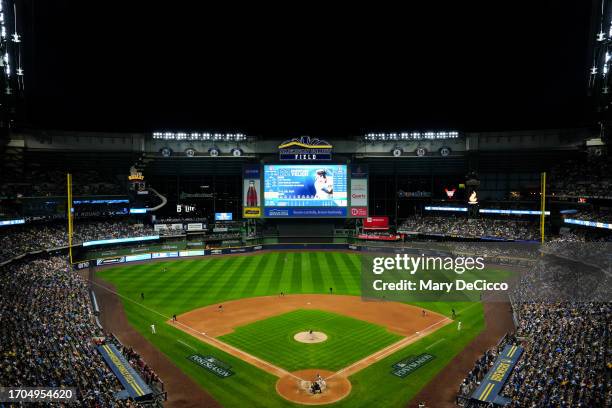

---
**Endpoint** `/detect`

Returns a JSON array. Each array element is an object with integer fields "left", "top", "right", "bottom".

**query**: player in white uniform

[{"left": 314, "top": 169, "right": 333, "bottom": 199}]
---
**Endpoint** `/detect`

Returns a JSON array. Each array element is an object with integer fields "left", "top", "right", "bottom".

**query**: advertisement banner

[
  {"left": 215, "top": 213, "right": 233, "bottom": 221},
  {"left": 350, "top": 177, "right": 368, "bottom": 218},
  {"left": 350, "top": 164, "right": 368, "bottom": 179},
  {"left": 125, "top": 253, "right": 152, "bottom": 262},
  {"left": 151, "top": 252, "right": 179, "bottom": 258},
  {"left": 243, "top": 165, "right": 261, "bottom": 219},
  {"left": 96, "top": 257, "right": 125, "bottom": 265},
  {"left": 187, "top": 223, "right": 204, "bottom": 231},
  {"left": 350, "top": 207, "right": 368, "bottom": 217},
  {"left": 358, "top": 234, "right": 401, "bottom": 241},
  {"left": 364, "top": 216, "right": 389, "bottom": 230},
  {"left": 264, "top": 207, "right": 347, "bottom": 217},
  {"left": 179, "top": 250, "right": 205, "bottom": 257},
  {"left": 350, "top": 178, "right": 368, "bottom": 206},
  {"left": 243, "top": 207, "right": 262, "bottom": 218}
]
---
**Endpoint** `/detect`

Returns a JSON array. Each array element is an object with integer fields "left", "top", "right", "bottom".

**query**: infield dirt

[
  {"left": 171, "top": 294, "right": 451, "bottom": 404},
  {"left": 174, "top": 294, "right": 448, "bottom": 338}
]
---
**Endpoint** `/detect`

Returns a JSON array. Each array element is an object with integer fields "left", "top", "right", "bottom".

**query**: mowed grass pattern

[
  {"left": 101, "top": 252, "right": 362, "bottom": 316},
  {"left": 220, "top": 309, "right": 403, "bottom": 371},
  {"left": 97, "top": 251, "right": 491, "bottom": 407}
]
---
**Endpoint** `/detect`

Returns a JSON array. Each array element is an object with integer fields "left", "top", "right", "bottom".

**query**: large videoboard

[{"left": 264, "top": 164, "right": 348, "bottom": 217}]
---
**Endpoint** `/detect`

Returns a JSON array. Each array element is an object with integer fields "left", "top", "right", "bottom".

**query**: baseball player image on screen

[{"left": 314, "top": 169, "right": 334, "bottom": 199}]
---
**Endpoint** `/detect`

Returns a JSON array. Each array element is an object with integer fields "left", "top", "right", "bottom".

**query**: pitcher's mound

[
  {"left": 276, "top": 369, "right": 351, "bottom": 405},
  {"left": 294, "top": 331, "right": 328, "bottom": 343}
]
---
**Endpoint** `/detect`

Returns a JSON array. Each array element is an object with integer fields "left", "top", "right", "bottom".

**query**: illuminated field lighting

[
  {"left": 152, "top": 132, "right": 247, "bottom": 141},
  {"left": 363, "top": 131, "right": 459, "bottom": 141}
]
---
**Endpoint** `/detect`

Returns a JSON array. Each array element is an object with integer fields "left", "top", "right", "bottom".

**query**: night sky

[{"left": 22, "top": 1, "right": 594, "bottom": 137}]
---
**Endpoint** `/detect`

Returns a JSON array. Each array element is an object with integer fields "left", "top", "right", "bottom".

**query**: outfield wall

[{"left": 87, "top": 242, "right": 537, "bottom": 269}]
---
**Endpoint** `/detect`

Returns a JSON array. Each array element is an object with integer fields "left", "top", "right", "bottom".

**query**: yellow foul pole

[
  {"left": 540, "top": 172, "right": 546, "bottom": 244},
  {"left": 67, "top": 173, "right": 74, "bottom": 264}
]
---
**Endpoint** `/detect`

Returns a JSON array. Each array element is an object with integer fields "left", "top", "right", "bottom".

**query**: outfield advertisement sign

[
  {"left": 179, "top": 250, "right": 205, "bottom": 257},
  {"left": 350, "top": 207, "right": 368, "bottom": 217},
  {"left": 186, "top": 223, "right": 204, "bottom": 231},
  {"left": 243, "top": 165, "right": 262, "bottom": 219},
  {"left": 363, "top": 216, "right": 389, "bottom": 230},
  {"left": 391, "top": 353, "right": 435, "bottom": 378},
  {"left": 96, "top": 257, "right": 125, "bottom": 265},
  {"left": 151, "top": 252, "right": 179, "bottom": 258},
  {"left": 187, "top": 354, "right": 234, "bottom": 378},
  {"left": 83, "top": 235, "right": 160, "bottom": 247},
  {"left": 350, "top": 179, "right": 368, "bottom": 204},
  {"left": 83, "top": 242, "right": 187, "bottom": 260},
  {"left": 350, "top": 164, "right": 368, "bottom": 218},
  {"left": 125, "top": 253, "right": 152, "bottom": 262}
]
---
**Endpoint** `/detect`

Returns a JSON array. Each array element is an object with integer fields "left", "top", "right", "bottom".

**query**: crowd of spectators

[
  {"left": 457, "top": 255, "right": 611, "bottom": 407},
  {"left": 0, "top": 221, "right": 153, "bottom": 263},
  {"left": 450, "top": 242, "right": 539, "bottom": 263},
  {"left": 399, "top": 216, "right": 540, "bottom": 240},
  {"left": 0, "top": 170, "right": 124, "bottom": 198},
  {"left": 203, "top": 232, "right": 241, "bottom": 242},
  {"left": 551, "top": 228, "right": 612, "bottom": 243},
  {"left": 501, "top": 301, "right": 610, "bottom": 407},
  {"left": 549, "top": 156, "right": 612, "bottom": 198},
  {"left": 0, "top": 257, "right": 146, "bottom": 406},
  {"left": 567, "top": 207, "right": 612, "bottom": 224}
]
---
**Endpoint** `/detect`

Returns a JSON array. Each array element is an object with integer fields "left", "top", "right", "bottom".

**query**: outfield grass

[
  {"left": 220, "top": 309, "right": 403, "bottom": 371},
  {"left": 97, "top": 252, "right": 492, "bottom": 407}
]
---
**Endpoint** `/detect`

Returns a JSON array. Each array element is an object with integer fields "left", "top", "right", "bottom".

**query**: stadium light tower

[
  {"left": 0, "top": 0, "right": 24, "bottom": 146},
  {"left": 588, "top": 0, "right": 612, "bottom": 141}
]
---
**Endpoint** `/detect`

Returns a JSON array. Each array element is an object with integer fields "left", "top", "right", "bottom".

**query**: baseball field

[{"left": 96, "top": 251, "right": 497, "bottom": 407}]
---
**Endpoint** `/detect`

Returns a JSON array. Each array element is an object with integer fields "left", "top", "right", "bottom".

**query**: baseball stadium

[{"left": 1, "top": 2, "right": 611, "bottom": 408}]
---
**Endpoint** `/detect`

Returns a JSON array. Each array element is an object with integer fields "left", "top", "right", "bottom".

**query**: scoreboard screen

[{"left": 263, "top": 164, "right": 347, "bottom": 217}]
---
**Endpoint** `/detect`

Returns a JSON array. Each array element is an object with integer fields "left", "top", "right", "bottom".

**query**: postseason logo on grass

[
  {"left": 391, "top": 353, "right": 435, "bottom": 378},
  {"left": 187, "top": 354, "right": 234, "bottom": 378}
]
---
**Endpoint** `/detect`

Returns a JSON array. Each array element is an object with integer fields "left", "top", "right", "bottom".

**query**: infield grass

[
  {"left": 220, "top": 309, "right": 403, "bottom": 371},
  {"left": 96, "top": 251, "right": 493, "bottom": 407}
]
